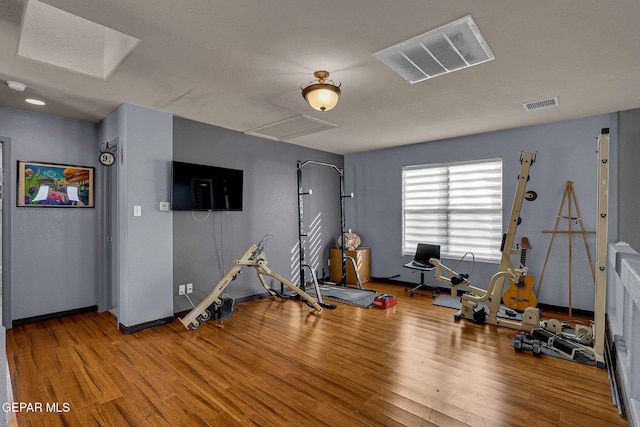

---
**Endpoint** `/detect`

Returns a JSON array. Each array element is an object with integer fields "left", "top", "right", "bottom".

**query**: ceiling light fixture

[
  {"left": 25, "top": 98, "right": 46, "bottom": 106},
  {"left": 301, "top": 70, "right": 341, "bottom": 112}
]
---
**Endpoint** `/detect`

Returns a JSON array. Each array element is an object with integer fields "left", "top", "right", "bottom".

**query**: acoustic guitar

[{"left": 503, "top": 237, "right": 538, "bottom": 311}]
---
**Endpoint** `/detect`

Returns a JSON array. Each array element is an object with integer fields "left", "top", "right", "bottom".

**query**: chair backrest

[{"left": 414, "top": 243, "right": 440, "bottom": 267}]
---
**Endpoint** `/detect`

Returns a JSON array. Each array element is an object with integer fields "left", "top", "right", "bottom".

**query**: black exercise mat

[{"left": 308, "top": 285, "right": 377, "bottom": 308}]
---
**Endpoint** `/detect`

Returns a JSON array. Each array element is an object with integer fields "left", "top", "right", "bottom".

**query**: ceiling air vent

[
  {"left": 373, "top": 15, "right": 495, "bottom": 84},
  {"left": 523, "top": 97, "right": 559, "bottom": 112}
]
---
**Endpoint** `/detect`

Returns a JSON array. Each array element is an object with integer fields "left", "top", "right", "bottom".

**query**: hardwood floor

[{"left": 6, "top": 282, "right": 627, "bottom": 426}]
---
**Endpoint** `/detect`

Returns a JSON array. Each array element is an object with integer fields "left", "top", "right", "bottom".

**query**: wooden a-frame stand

[
  {"left": 538, "top": 181, "right": 596, "bottom": 317},
  {"left": 179, "top": 244, "right": 323, "bottom": 330}
]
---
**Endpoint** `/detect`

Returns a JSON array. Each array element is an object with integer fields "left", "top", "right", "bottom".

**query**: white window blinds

[{"left": 402, "top": 158, "right": 503, "bottom": 262}]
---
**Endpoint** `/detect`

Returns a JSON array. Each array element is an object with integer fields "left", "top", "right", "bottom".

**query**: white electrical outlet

[
  {"left": 186, "top": 283, "right": 193, "bottom": 294},
  {"left": 178, "top": 284, "right": 186, "bottom": 295}
]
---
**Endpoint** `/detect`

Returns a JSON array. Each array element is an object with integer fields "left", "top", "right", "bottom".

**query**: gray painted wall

[
  {"left": 618, "top": 108, "right": 640, "bottom": 251},
  {"left": 100, "top": 104, "right": 174, "bottom": 327},
  {"left": 0, "top": 105, "right": 625, "bottom": 317},
  {"left": 172, "top": 118, "right": 344, "bottom": 313},
  {"left": 345, "top": 114, "right": 618, "bottom": 311},
  {"left": 0, "top": 106, "right": 99, "bottom": 322}
]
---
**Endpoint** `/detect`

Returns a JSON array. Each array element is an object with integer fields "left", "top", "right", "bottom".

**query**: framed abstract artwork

[{"left": 17, "top": 161, "right": 95, "bottom": 207}]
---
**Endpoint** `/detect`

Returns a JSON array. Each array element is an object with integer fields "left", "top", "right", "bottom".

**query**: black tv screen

[{"left": 171, "top": 161, "right": 243, "bottom": 211}]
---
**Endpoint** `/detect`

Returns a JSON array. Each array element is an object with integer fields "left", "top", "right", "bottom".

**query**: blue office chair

[{"left": 404, "top": 243, "right": 441, "bottom": 297}]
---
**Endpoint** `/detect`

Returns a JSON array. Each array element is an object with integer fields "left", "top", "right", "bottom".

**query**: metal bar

[
  {"left": 340, "top": 173, "right": 346, "bottom": 285},
  {"left": 297, "top": 161, "right": 306, "bottom": 289},
  {"left": 298, "top": 160, "right": 343, "bottom": 175},
  {"left": 298, "top": 159, "right": 349, "bottom": 287}
]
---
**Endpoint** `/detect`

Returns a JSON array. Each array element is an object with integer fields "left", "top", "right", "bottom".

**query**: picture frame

[{"left": 17, "top": 161, "right": 95, "bottom": 208}]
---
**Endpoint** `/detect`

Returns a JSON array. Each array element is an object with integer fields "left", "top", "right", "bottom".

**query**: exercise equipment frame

[
  {"left": 297, "top": 160, "right": 361, "bottom": 290},
  {"left": 594, "top": 128, "right": 609, "bottom": 367},
  {"left": 179, "top": 243, "right": 322, "bottom": 330},
  {"left": 429, "top": 152, "right": 541, "bottom": 329}
]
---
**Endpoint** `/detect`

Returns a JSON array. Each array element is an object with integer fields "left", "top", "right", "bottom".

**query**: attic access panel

[
  {"left": 244, "top": 115, "right": 337, "bottom": 141},
  {"left": 373, "top": 15, "right": 495, "bottom": 84}
]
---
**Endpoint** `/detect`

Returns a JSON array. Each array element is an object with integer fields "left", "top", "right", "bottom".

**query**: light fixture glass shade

[
  {"left": 301, "top": 71, "right": 341, "bottom": 111},
  {"left": 303, "top": 85, "right": 340, "bottom": 111},
  {"left": 25, "top": 98, "right": 46, "bottom": 106}
]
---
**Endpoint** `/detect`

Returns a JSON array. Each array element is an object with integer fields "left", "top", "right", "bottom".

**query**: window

[{"left": 402, "top": 158, "right": 503, "bottom": 262}]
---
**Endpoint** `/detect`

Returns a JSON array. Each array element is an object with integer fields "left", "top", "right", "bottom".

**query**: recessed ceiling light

[{"left": 25, "top": 98, "right": 46, "bottom": 106}]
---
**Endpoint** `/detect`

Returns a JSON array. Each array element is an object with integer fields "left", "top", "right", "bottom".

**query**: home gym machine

[
  {"left": 508, "top": 131, "right": 610, "bottom": 367},
  {"left": 427, "top": 141, "right": 610, "bottom": 367},
  {"left": 179, "top": 239, "right": 323, "bottom": 330},
  {"left": 297, "top": 160, "right": 363, "bottom": 295},
  {"left": 429, "top": 152, "right": 541, "bottom": 329}
]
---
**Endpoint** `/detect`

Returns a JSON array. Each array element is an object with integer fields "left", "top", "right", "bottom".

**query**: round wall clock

[{"left": 99, "top": 150, "right": 116, "bottom": 166}]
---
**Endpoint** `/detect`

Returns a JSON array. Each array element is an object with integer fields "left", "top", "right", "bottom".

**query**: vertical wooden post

[
  {"left": 594, "top": 128, "right": 609, "bottom": 368},
  {"left": 484, "top": 152, "right": 535, "bottom": 326}
]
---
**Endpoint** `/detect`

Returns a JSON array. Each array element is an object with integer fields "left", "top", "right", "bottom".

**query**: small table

[{"left": 329, "top": 247, "right": 371, "bottom": 285}]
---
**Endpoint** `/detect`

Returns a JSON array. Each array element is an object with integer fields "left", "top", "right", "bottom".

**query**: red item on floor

[{"left": 373, "top": 294, "right": 397, "bottom": 309}]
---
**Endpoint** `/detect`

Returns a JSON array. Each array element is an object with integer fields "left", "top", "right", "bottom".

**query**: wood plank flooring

[{"left": 6, "top": 282, "right": 627, "bottom": 426}]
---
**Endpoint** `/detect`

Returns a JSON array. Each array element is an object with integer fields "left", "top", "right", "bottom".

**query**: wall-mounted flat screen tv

[{"left": 171, "top": 161, "right": 243, "bottom": 211}]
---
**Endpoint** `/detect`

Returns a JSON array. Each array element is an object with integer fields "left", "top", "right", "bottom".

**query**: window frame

[{"left": 402, "top": 157, "right": 503, "bottom": 262}]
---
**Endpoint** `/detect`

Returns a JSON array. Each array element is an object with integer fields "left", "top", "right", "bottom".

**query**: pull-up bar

[
  {"left": 298, "top": 160, "right": 343, "bottom": 174},
  {"left": 297, "top": 160, "right": 354, "bottom": 289}
]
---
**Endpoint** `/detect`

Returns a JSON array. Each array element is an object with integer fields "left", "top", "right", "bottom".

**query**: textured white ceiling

[{"left": 1, "top": 0, "right": 640, "bottom": 154}]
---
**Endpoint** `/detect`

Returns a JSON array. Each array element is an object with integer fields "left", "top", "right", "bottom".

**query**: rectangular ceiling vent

[
  {"left": 523, "top": 97, "right": 559, "bottom": 112},
  {"left": 373, "top": 15, "right": 495, "bottom": 84},
  {"left": 244, "top": 115, "right": 337, "bottom": 141}
]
